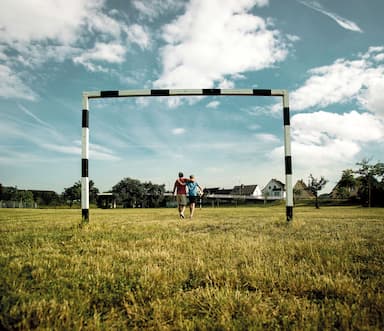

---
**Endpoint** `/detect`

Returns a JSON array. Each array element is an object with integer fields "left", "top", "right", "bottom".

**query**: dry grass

[{"left": 0, "top": 206, "right": 383, "bottom": 330}]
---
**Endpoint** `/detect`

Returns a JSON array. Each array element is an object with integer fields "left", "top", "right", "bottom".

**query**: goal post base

[
  {"left": 286, "top": 206, "right": 293, "bottom": 222},
  {"left": 81, "top": 209, "right": 89, "bottom": 224}
]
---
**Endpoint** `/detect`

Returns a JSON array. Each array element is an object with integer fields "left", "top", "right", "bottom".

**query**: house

[
  {"left": 231, "top": 185, "right": 262, "bottom": 197},
  {"left": 262, "top": 179, "right": 286, "bottom": 200},
  {"left": 293, "top": 180, "right": 315, "bottom": 200},
  {"left": 204, "top": 185, "right": 262, "bottom": 199},
  {"left": 203, "top": 187, "right": 232, "bottom": 197},
  {"left": 203, "top": 184, "right": 262, "bottom": 207},
  {"left": 204, "top": 184, "right": 262, "bottom": 201},
  {"left": 203, "top": 187, "right": 222, "bottom": 195}
]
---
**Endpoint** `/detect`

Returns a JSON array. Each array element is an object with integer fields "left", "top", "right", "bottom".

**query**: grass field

[{"left": 0, "top": 206, "right": 383, "bottom": 330}]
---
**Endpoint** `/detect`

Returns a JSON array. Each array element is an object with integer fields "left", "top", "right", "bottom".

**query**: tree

[
  {"left": 33, "top": 191, "right": 61, "bottom": 206},
  {"left": 63, "top": 181, "right": 81, "bottom": 208},
  {"left": 355, "top": 159, "right": 384, "bottom": 207},
  {"left": 112, "top": 178, "right": 165, "bottom": 208},
  {"left": 63, "top": 180, "right": 99, "bottom": 208},
  {"left": 308, "top": 174, "right": 328, "bottom": 209},
  {"left": 0, "top": 186, "right": 34, "bottom": 207},
  {"left": 142, "top": 181, "right": 165, "bottom": 208},
  {"left": 2, "top": 186, "right": 18, "bottom": 201},
  {"left": 18, "top": 190, "right": 34, "bottom": 207},
  {"left": 89, "top": 180, "right": 99, "bottom": 204},
  {"left": 113, "top": 178, "right": 145, "bottom": 208},
  {"left": 335, "top": 169, "right": 357, "bottom": 199}
]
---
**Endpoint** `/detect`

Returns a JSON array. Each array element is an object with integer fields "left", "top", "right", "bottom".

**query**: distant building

[
  {"left": 231, "top": 184, "right": 262, "bottom": 197},
  {"left": 203, "top": 187, "right": 232, "bottom": 196},
  {"left": 262, "top": 179, "right": 286, "bottom": 200},
  {"left": 96, "top": 193, "right": 116, "bottom": 209},
  {"left": 203, "top": 187, "right": 222, "bottom": 195},
  {"left": 203, "top": 184, "right": 263, "bottom": 207},
  {"left": 293, "top": 180, "right": 315, "bottom": 200}
]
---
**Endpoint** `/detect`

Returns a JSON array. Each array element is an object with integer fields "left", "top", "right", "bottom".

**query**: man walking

[{"left": 173, "top": 172, "right": 187, "bottom": 219}]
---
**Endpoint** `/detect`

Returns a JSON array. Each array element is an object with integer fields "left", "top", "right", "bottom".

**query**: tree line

[
  {"left": 0, "top": 181, "right": 99, "bottom": 208},
  {"left": 337, "top": 159, "right": 384, "bottom": 207},
  {"left": 306, "top": 159, "right": 384, "bottom": 208},
  {"left": 1, "top": 159, "right": 383, "bottom": 209},
  {"left": 0, "top": 178, "right": 165, "bottom": 208}
]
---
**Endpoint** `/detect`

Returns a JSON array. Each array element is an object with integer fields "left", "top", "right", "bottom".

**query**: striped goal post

[{"left": 81, "top": 89, "right": 293, "bottom": 223}]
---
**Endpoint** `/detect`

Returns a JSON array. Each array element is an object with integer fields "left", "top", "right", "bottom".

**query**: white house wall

[{"left": 262, "top": 179, "right": 286, "bottom": 199}]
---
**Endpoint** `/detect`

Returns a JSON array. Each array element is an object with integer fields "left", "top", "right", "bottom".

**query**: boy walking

[
  {"left": 173, "top": 172, "right": 187, "bottom": 219},
  {"left": 186, "top": 175, "right": 203, "bottom": 219}
]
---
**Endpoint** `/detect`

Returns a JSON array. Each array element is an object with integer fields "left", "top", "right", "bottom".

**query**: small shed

[{"left": 96, "top": 193, "right": 117, "bottom": 209}]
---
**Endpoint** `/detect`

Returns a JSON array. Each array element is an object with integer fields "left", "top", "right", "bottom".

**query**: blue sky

[{"left": 1, "top": 0, "right": 383, "bottom": 194}]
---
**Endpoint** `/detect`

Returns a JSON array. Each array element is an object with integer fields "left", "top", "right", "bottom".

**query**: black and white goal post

[{"left": 81, "top": 89, "right": 293, "bottom": 223}]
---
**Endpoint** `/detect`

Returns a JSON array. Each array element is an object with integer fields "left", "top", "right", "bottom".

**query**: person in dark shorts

[
  {"left": 186, "top": 175, "right": 203, "bottom": 219},
  {"left": 173, "top": 172, "right": 188, "bottom": 219}
]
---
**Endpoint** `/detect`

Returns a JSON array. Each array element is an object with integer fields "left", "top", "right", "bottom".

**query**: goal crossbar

[{"left": 81, "top": 88, "right": 293, "bottom": 223}]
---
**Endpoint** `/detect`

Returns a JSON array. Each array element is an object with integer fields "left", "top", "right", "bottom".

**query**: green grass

[{"left": 0, "top": 206, "right": 383, "bottom": 330}]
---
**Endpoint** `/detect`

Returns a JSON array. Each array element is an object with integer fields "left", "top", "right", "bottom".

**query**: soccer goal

[{"left": 81, "top": 89, "right": 293, "bottom": 223}]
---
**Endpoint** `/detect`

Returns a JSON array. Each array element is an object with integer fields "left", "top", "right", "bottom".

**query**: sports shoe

[{"left": 180, "top": 213, "right": 185, "bottom": 219}]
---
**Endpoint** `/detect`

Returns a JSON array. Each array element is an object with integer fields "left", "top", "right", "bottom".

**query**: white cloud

[
  {"left": 8, "top": 44, "right": 78, "bottom": 68},
  {"left": 0, "top": 109, "right": 119, "bottom": 161},
  {"left": 40, "top": 142, "right": 120, "bottom": 160},
  {"left": 270, "top": 110, "right": 384, "bottom": 190},
  {"left": 132, "top": 0, "right": 185, "bottom": 20},
  {"left": 0, "top": 46, "right": 8, "bottom": 61},
  {"left": 254, "top": 133, "right": 279, "bottom": 143},
  {"left": 291, "top": 59, "right": 368, "bottom": 110},
  {"left": 271, "top": 110, "right": 384, "bottom": 169},
  {"left": 86, "top": 7, "right": 124, "bottom": 39},
  {"left": 292, "top": 111, "right": 384, "bottom": 144},
  {"left": 0, "top": 0, "right": 134, "bottom": 45},
  {"left": 155, "top": 0, "right": 291, "bottom": 88},
  {"left": 0, "top": 0, "right": 103, "bottom": 44},
  {"left": 83, "top": 42, "right": 127, "bottom": 63},
  {"left": 0, "top": 0, "right": 138, "bottom": 96},
  {"left": 358, "top": 76, "right": 384, "bottom": 119},
  {"left": 125, "top": 24, "right": 151, "bottom": 49},
  {"left": 18, "top": 104, "right": 52, "bottom": 128},
  {"left": 218, "top": 78, "right": 235, "bottom": 89},
  {"left": 286, "top": 34, "right": 300, "bottom": 42},
  {"left": 276, "top": 48, "right": 384, "bottom": 118},
  {"left": 0, "top": 65, "right": 37, "bottom": 100},
  {"left": 298, "top": 0, "right": 363, "bottom": 33},
  {"left": 73, "top": 42, "right": 126, "bottom": 72},
  {"left": 373, "top": 53, "right": 384, "bottom": 62},
  {"left": 41, "top": 143, "right": 81, "bottom": 156},
  {"left": 90, "top": 143, "right": 121, "bottom": 160},
  {"left": 172, "top": 128, "right": 186, "bottom": 135},
  {"left": 206, "top": 101, "right": 220, "bottom": 108}
]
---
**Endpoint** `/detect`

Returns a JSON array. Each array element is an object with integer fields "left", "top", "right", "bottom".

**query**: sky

[{"left": 1, "top": 0, "right": 383, "bottom": 194}]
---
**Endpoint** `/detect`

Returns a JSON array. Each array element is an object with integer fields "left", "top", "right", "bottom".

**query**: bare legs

[
  {"left": 179, "top": 205, "right": 185, "bottom": 218},
  {"left": 189, "top": 202, "right": 195, "bottom": 219}
]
